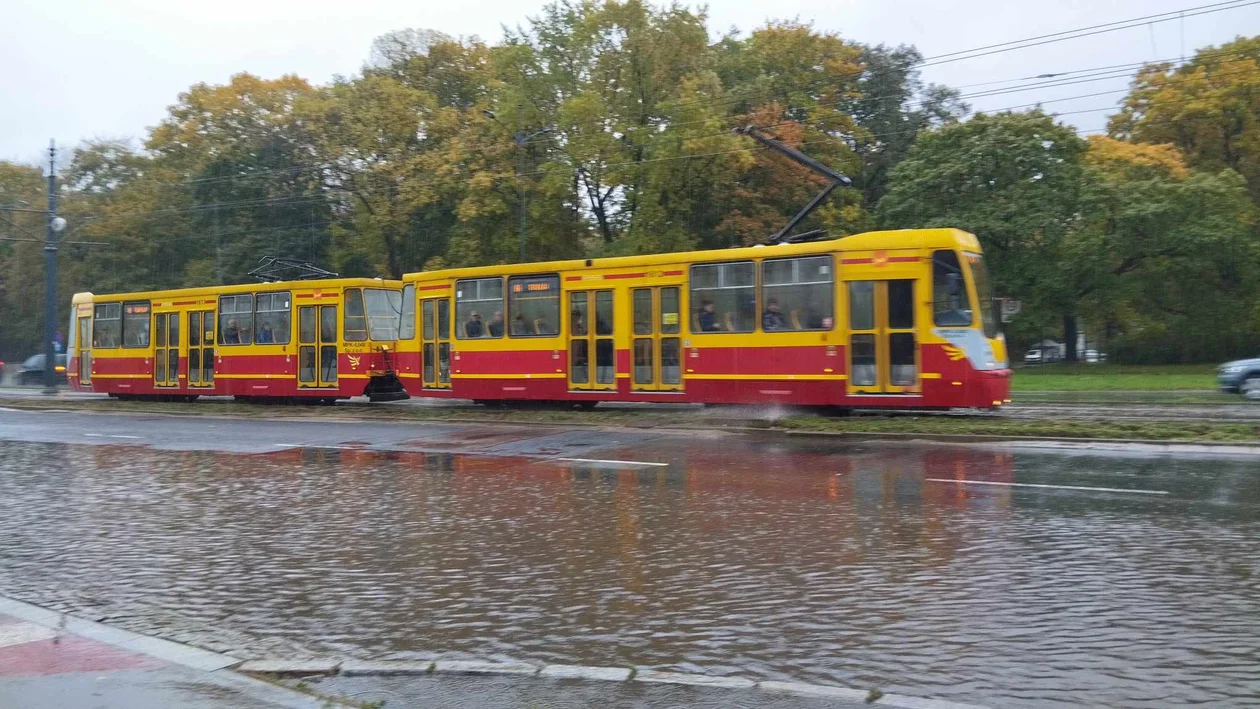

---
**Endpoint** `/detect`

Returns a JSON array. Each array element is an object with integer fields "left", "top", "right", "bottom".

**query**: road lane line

[
  {"left": 552, "top": 457, "right": 669, "bottom": 468},
  {"left": 924, "top": 478, "right": 1169, "bottom": 495}
]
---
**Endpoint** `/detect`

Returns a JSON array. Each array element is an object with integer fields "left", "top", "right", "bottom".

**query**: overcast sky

[{"left": 2, "top": 0, "right": 1257, "bottom": 164}]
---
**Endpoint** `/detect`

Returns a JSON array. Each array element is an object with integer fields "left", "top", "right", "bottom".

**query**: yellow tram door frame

[
  {"left": 845, "top": 278, "right": 919, "bottom": 395},
  {"left": 298, "top": 301, "right": 339, "bottom": 388},
  {"left": 567, "top": 289, "right": 616, "bottom": 391},
  {"left": 152, "top": 310, "right": 180, "bottom": 388},
  {"left": 420, "top": 297, "right": 451, "bottom": 389},
  {"left": 187, "top": 310, "right": 216, "bottom": 388},
  {"left": 75, "top": 308, "right": 92, "bottom": 386},
  {"left": 630, "top": 284, "right": 684, "bottom": 392}
]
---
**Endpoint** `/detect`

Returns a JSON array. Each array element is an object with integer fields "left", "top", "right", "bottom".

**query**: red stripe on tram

[{"left": 418, "top": 284, "right": 450, "bottom": 292}]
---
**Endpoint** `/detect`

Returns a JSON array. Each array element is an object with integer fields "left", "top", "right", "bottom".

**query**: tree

[
  {"left": 879, "top": 110, "right": 1092, "bottom": 358},
  {"left": 1109, "top": 36, "right": 1260, "bottom": 202}
]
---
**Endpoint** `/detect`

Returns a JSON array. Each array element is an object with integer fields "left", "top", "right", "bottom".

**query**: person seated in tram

[
  {"left": 511, "top": 314, "right": 529, "bottom": 336},
  {"left": 257, "top": 322, "right": 275, "bottom": 344},
  {"left": 571, "top": 309, "right": 586, "bottom": 336},
  {"left": 762, "top": 299, "right": 786, "bottom": 331},
  {"left": 698, "top": 300, "right": 721, "bottom": 332},
  {"left": 465, "top": 311, "right": 485, "bottom": 338},
  {"left": 488, "top": 311, "right": 504, "bottom": 338},
  {"left": 223, "top": 319, "right": 242, "bottom": 344}
]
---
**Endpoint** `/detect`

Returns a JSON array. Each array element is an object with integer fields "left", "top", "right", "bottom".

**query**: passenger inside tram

[
  {"left": 488, "top": 311, "right": 504, "bottom": 337},
  {"left": 762, "top": 299, "right": 786, "bottom": 331},
  {"left": 698, "top": 301, "right": 721, "bottom": 332},
  {"left": 465, "top": 311, "right": 484, "bottom": 338}
]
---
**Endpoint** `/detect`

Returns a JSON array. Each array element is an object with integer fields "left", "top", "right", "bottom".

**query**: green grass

[{"left": 1012, "top": 363, "right": 1217, "bottom": 392}]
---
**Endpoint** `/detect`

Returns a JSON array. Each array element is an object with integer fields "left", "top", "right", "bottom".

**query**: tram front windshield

[
  {"left": 365, "top": 288, "right": 402, "bottom": 341},
  {"left": 965, "top": 253, "right": 998, "bottom": 338}
]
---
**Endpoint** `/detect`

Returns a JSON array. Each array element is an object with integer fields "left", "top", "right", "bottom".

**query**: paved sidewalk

[{"left": 0, "top": 601, "right": 322, "bottom": 709}]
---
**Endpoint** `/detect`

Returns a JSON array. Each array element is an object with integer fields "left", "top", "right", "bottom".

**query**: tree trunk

[{"left": 1063, "top": 314, "right": 1078, "bottom": 363}]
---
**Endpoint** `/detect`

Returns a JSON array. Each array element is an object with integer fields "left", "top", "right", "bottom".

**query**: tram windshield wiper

[{"left": 733, "top": 125, "right": 853, "bottom": 246}]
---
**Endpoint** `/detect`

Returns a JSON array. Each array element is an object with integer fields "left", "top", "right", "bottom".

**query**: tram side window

[
  {"left": 761, "top": 256, "right": 834, "bottom": 331},
  {"left": 932, "top": 250, "right": 973, "bottom": 327},
  {"left": 92, "top": 303, "right": 121, "bottom": 348},
  {"left": 365, "top": 288, "right": 403, "bottom": 340},
  {"left": 455, "top": 278, "right": 504, "bottom": 339},
  {"left": 690, "top": 261, "right": 755, "bottom": 333},
  {"left": 343, "top": 288, "right": 368, "bottom": 342},
  {"left": 218, "top": 294, "right": 253, "bottom": 345},
  {"left": 399, "top": 284, "right": 416, "bottom": 340},
  {"left": 122, "top": 302, "right": 151, "bottom": 348},
  {"left": 254, "top": 292, "right": 291, "bottom": 344},
  {"left": 508, "top": 275, "right": 560, "bottom": 337}
]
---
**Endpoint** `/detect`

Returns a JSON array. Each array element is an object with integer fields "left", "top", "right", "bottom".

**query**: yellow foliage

[{"left": 1085, "top": 136, "right": 1189, "bottom": 179}]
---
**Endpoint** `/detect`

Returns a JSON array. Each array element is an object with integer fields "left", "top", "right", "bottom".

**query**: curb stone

[
  {"left": 634, "top": 669, "right": 756, "bottom": 688},
  {"left": 431, "top": 660, "right": 539, "bottom": 676},
  {"left": 339, "top": 659, "right": 434, "bottom": 676},
  {"left": 758, "top": 680, "right": 870, "bottom": 701},
  {"left": 540, "top": 664, "right": 633, "bottom": 681}
]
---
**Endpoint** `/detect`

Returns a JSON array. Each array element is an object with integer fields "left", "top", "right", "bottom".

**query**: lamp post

[
  {"left": 482, "top": 109, "right": 554, "bottom": 263},
  {"left": 43, "top": 140, "right": 66, "bottom": 394}
]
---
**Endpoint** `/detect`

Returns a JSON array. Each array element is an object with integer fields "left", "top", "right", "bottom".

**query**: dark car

[
  {"left": 1218, "top": 356, "right": 1260, "bottom": 400},
  {"left": 17, "top": 353, "right": 69, "bottom": 386}
]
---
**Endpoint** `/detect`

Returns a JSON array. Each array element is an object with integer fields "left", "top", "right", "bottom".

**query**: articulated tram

[
  {"left": 68, "top": 279, "right": 409, "bottom": 402},
  {"left": 396, "top": 228, "right": 1010, "bottom": 409},
  {"left": 70, "top": 228, "right": 1011, "bottom": 410}
]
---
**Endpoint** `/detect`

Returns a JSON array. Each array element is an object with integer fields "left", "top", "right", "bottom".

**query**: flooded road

[{"left": 0, "top": 411, "right": 1257, "bottom": 707}]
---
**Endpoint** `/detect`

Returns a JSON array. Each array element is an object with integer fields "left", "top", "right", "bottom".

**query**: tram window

[
  {"left": 122, "top": 301, "right": 151, "bottom": 348},
  {"left": 456, "top": 278, "right": 503, "bottom": 339},
  {"left": 849, "top": 282, "right": 875, "bottom": 331},
  {"left": 888, "top": 280, "right": 914, "bottom": 329},
  {"left": 218, "top": 294, "right": 253, "bottom": 345},
  {"left": 761, "top": 256, "right": 833, "bottom": 331},
  {"left": 93, "top": 303, "right": 121, "bottom": 348},
  {"left": 508, "top": 275, "right": 560, "bottom": 337},
  {"left": 399, "top": 284, "right": 416, "bottom": 340},
  {"left": 343, "top": 288, "right": 368, "bottom": 342},
  {"left": 932, "top": 251, "right": 973, "bottom": 327},
  {"left": 690, "top": 261, "right": 755, "bottom": 333},
  {"left": 365, "top": 288, "right": 402, "bottom": 341},
  {"left": 254, "top": 292, "right": 291, "bottom": 345},
  {"left": 595, "top": 291, "right": 613, "bottom": 336},
  {"left": 965, "top": 252, "right": 999, "bottom": 338}
]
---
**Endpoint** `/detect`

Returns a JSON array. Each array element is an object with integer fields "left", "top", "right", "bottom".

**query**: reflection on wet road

[{"left": 0, "top": 412, "right": 1257, "bottom": 707}]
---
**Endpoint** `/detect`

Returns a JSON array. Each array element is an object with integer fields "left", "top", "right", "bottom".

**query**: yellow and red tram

[
  {"left": 397, "top": 228, "right": 1011, "bottom": 409},
  {"left": 68, "top": 279, "right": 408, "bottom": 402}
]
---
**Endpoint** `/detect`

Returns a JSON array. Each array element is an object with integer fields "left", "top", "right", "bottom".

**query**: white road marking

[
  {"left": 0, "top": 621, "right": 57, "bottom": 649},
  {"left": 553, "top": 457, "right": 669, "bottom": 468},
  {"left": 924, "top": 478, "right": 1169, "bottom": 495}
]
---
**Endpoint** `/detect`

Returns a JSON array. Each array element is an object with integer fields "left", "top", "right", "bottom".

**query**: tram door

[
  {"left": 568, "top": 290, "right": 615, "bottom": 391},
  {"left": 298, "top": 305, "right": 339, "bottom": 388},
  {"left": 421, "top": 298, "right": 450, "bottom": 389},
  {"left": 846, "top": 279, "right": 917, "bottom": 394},
  {"left": 76, "top": 314, "right": 92, "bottom": 385},
  {"left": 152, "top": 312, "right": 180, "bottom": 387},
  {"left": 630, "top": 286, "right": 683, "bottom": 392},
  {"left": 187, "top": 311, "right": 215, "bottom": 387}
]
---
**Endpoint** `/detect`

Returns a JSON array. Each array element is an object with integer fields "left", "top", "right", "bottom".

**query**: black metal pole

[
  {"left": 516, "top": 134, "right": 526, "bottom": 263},
  {"left": 43, "top": 140, "right": 58, "bottom": 394}
]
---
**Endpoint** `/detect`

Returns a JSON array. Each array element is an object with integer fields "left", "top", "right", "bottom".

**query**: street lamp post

[
  {"left": 482, "top": 109, "right": 553, "bottom": 263},
  {"left": 43, "top": 140, "right": 66, "bottom": 394}
]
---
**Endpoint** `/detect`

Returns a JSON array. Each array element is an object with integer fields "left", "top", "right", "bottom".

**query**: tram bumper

[{"left": 364, "top": 372, "right": 411, "bottom": 402}]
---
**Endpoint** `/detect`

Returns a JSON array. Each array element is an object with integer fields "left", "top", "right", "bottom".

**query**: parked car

[
  {"left": 1084, "top": 349, "right": 1108, "bottom": 363},
  {"left": 1023, "top": 348, "right": 1043, "bottom": 364},
  {"left": 1220, "top": 356, "right": 1260, "bottom": 400},
  {"left": 17, "top": 353, "right": 68, "bottom": 386}
]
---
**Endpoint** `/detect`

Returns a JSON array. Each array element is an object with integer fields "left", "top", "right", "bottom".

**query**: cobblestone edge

[{"left": 240, "top": 659, "right": 992, "bottom": 709}]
